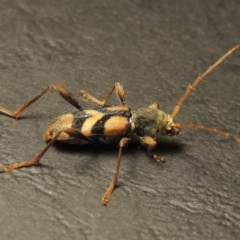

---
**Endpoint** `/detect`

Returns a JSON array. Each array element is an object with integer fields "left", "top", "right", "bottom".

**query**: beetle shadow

[
  {"left": 48, "top": 141, "right": 127, "bottom": 174},
  {"left": 53, "top": 141, "right": 118, "bottom": 153},
  {"left": 51, "top": 135, "right": 184, "bottom": 159},
  {"left": 36, "top": 136, "right": 184, "bottom": 190},
  {"left": 154, "top": 137, "right": 184, "bottom": 156}
]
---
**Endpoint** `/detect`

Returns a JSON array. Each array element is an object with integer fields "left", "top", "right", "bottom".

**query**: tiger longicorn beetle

[{"left": 0, "top": 45, "right": 240, "bottom": 205}]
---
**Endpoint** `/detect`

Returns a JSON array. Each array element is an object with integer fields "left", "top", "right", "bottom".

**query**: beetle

[{"left": 0, "top": 45, "right": 240, "bottom": 205}]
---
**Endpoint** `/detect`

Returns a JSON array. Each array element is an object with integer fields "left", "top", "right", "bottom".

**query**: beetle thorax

[
  {"left": 131, "top": 107, "right": 166, "bottom": 137},
  {"left": 131, "top": 107, "right": 180, "bottom": 137}
]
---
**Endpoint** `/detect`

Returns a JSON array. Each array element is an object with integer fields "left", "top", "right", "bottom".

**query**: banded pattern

[{"left": 72, "top": 106, "right": 132, "bottom": 138}]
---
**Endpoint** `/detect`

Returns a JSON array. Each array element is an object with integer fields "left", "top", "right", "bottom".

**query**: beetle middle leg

[
  {"left": 102, "top": 137, "right": 130, "bottom": 205},
  {"left": 81, "top": 82, "right": 127, "bottom": 107},
  {"left": 0, "top": 85, "right": 82, "bottom": 119}
]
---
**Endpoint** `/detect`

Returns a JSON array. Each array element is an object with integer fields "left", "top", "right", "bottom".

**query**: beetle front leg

[
  {"left": 102, "top": 137, "right": 130, "bottom": 205},
  {"left": 81, "top": 82, "right": 127, "bottom": 107},
  {"left": 140, "top": 136, "right": 164, "bottom": 163}
]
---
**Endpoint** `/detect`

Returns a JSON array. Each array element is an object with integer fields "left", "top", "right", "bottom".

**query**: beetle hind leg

[
  {"left": 0, "top": 128, "right": 93, "bottom": 173},
  {"left": 0, "top": 85, "right": 82, "bottom": 119},
  {"left": 0, "top": 130, "right": 63, "bottom": 173}
]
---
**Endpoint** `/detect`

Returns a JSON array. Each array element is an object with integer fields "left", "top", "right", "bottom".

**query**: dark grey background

[{"left": 0, "top": 1, "right": 240, "bottom": 239}]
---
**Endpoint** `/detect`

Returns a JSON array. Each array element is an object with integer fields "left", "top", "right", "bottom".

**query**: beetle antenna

[
  {"left": 171, "top": 44, "right": 240, "bottom": 118},
  {"left": 177, "top": 123, "right": 240, "bottom": 143}
]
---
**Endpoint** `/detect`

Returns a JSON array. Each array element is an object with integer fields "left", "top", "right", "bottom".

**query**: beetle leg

[
  {"left": 0, "top": 128, "right": 93, "bottom": 173},
  {"left": 140, "top": 136, "right": 165, "bottom": 162},
  {"left": 148, "top": 102, "right": 160, "bottom": 109},
  {"left": 102, "top": 137, "right": 130, "bottom": 205},
  {"left": 81, "top": 82, "right": 126, "bottom": 107},
  {"left": 0, "top": 85, "right": 82, "bottom": 119}
]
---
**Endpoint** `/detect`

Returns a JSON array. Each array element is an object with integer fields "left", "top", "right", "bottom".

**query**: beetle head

[{"left": 160, "top": 115, "right": 180, "bottom": 136}]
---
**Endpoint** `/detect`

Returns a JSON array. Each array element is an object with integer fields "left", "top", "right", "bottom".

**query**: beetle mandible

[{"left": 0, "top": 44, "right": 240, "bottom": 205}]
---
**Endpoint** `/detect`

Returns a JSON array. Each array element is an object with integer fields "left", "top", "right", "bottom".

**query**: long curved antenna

[
  {"left": 178, "top": 123, "right": 240, "bottom": 143},
  {"left": 171, "top": 44, "right": 240, "bottom": 118}
]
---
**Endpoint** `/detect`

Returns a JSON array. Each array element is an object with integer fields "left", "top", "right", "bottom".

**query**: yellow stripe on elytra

[
  {"left": 81, "top": 110, "right": 104, "bottom": 136},
  {"left": 104, "top": 116, "right": 130, "bottom": 135},
  {"left": 104, "top": 106, "right": 130, "bottom": 112}
]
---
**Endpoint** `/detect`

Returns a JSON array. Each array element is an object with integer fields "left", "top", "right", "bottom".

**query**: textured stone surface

[{"left": 0, "top": 1, "right": 240, "bottom": 239}]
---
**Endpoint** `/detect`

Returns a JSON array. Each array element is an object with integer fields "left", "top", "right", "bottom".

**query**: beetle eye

[{"left": 166, "top": 129, "right": 172, "bottom": 135}]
